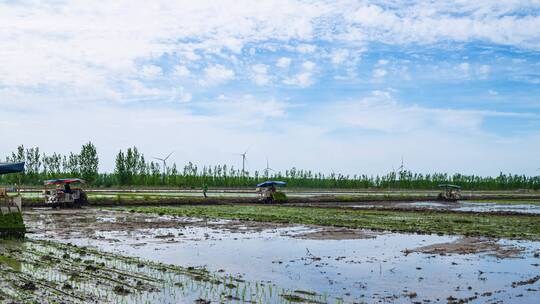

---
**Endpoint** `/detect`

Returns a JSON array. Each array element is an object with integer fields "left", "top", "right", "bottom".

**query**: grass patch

[
  {"left": 128, "top": 205, "right": 540, "bottom": 240},
  {"left": 0, "top": 213, "right": 25, "bottom": 238}
]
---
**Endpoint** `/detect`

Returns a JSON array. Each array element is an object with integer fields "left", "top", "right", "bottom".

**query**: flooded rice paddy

[
  {"left": 351, "top": 200, "right": 540, "bottom": 214},
  {"left": 1, "top": 208, "right": 537, "bottom": 303}
]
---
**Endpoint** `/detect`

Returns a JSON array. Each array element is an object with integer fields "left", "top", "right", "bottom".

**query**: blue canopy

[
  {"left": 256, "top": 181, "right": 287, "bottom": 188},
  {"left": 0, "top": 162, "right": 25, "bottom": 175},
  {"left": 438, "top": 184, "right": 462, "bottom": 189},
  {"left": 44, "top": 178, "right": 85, "bottom": 185}
]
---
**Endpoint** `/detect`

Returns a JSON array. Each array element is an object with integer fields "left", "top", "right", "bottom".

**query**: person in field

[
  {"left": 203, "top": 184, "right": 208, "bottom": 198},
  {"left": 64, "top": 182, "right": 72, "bottom": 194}
]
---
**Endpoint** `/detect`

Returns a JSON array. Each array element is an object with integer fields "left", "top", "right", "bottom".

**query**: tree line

[{"left": 1, "top": 143, "right": 539, "bottom": 190}]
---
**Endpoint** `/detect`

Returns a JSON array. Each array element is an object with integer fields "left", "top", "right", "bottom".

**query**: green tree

[
  {"left": 115, "top": 150, "right": 127, "bottom": 185},
  {"left": 79, "top": 142, "right": 99, "bottom": 183}
]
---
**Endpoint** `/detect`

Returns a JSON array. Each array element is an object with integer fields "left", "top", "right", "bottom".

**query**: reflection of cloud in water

[{"left": 22, "top": 208, "right": 540, "bottom": 303}]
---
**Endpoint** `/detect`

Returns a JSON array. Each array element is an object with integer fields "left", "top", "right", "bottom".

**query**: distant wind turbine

[
  {"left": 398, "top": 155, "right": 406, "bottom": 173},
  {"left": 153, "top": 151, "right": 174, "bottom": 181},
  {"left": 264, "top": 157, "right": 274, "bottom": 177},
  {"left": 237, "top": 146, "right": 251, "bottom": 176}
]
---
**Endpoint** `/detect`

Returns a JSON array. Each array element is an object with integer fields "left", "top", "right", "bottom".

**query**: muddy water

[
  {"left": 351, "top": 201, "right": 540, "bottom": 214},
  {"left": 20, "top": 208, "right": 540, "bottom": 303},
  {"left": 454, "top": 202, "right": 540, "bottom": 214},
  {"left": 1, "top": 239, "right": 302, "bottom": 304}
]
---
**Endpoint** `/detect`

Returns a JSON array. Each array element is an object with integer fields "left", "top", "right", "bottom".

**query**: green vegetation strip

[{"left": 129, "top": 205, "right": 540, "bottom": 240}]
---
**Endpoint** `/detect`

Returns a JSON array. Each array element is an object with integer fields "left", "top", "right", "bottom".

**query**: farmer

[
  {"left": 64, "top": 182, "right": 72, "bottom": 194},
  {"left": 202, "top": 184, "right": 208, "bottom": 198}
]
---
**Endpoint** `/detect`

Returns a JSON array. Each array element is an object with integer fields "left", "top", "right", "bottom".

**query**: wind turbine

[
  {"left": 237, "top": 146, "right": 251, "bottom": 176},
  {"left": 153, "top": 151, "right": 174, "bottom": 181},
  {"left": 398, "top": 155, "right": 405, "bottom": 173},
  {"left": 264, "top": 157, "right": 274, "bottom": 177}
]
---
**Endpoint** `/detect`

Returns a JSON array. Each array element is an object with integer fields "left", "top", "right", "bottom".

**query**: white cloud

[
  {"left": 2, "top": 88, "right": 539, "bottom": 176},
  {"left": 284, "top": 72, "right": 313, "bottom": 87},
  {"left": 126, "top": 80, "right": 163, "bottom": 98},
  {"left": 373, "top": 68, "right": 387, "bottom": 78},
  {"left": 296, "top": 44, "right": 316, "bottom": 53},
  {"left": 331, "top": 49, "right": 350, "bottom": 65},
  {"left": 1, "top": 0, "right": 539, "bottom": 176},
  {"left": 276, "top": 57, "right": 291, "bottom": 69},
  {"left": 457, "top": 62, "right": 471, "bottom": 78},
  {"left": 207, "top": 95, "right": 288, "bottom": 123},
  {"left": 284, "top": 61, "right": 317, "bottom": 87},
  {"left": 177, "top": 88, "right": 193, "bottom": 103},
  {"left": 173, "top": 65, "right": 191, "bottom": 77},
  {"left": 120, "top": 80, "right": 192, "bottom": 103},
  {"left": 0, "top": 0, "right": 538, "bottom": 100},
  {"left": 140, "top": 65, "right": 162, "bottom": 78},
  {"left": 302, "top": 61, "right": 316, "bottom": 71},
  {"left": 477, "top": 64, "right": 491, "bottom": 79},
  {"left": 199, "top": 64, "right": 235, "bottom": 86},
  {"left": 250, "top": 64, "right": 271, "bottom": 85},
  {"left": 319, "top": 90, "right": 536, "bottom": 135},
  {"left": 343, "top": 3, "right": 540, "bottom": 49}
]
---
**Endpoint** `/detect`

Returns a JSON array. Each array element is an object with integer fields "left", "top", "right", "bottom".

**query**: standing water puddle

[
  {"left": 18, "top": 208, "right": 540, "bottom": 303},
  {"left": 352, "top": 201, "right": 540, "bottom": 214}
]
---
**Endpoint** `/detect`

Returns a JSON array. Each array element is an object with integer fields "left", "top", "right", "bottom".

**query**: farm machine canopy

[
  {"left": 44, "top": 178, "right": 86, "bottom": 185},
  {"left": 0, "top": 162, "right": 25, "bottom": 175}
]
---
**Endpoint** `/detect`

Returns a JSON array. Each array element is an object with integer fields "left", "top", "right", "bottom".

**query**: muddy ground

[
  {"left": 20, "top": 191, "right": 540, "bottom": 211},
  {"left": 24, "top": 208, "right": 375, "bottom": 241},
  {"left": 0, "top": 207, "right": 538, "bottom": 303},
  {"left": 285, "top": 200, "right": 540, "bottom": 215},
  {"left": 405, "top": 237, "right": 525, "bottom": 259}
]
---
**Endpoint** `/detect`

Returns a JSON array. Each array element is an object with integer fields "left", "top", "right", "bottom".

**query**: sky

[{"left": 1, "top": 0, "right": 540, "bottom": 176}]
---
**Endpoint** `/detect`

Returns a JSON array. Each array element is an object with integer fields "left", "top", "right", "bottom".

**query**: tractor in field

[
  {"left": 43, "top": 178, "right": 88, "bottom": 208},
  {"left": 256, "top": 181, "right": 287, "bottom": 203},
  {"left": 437, "top": 184, "right": 462, "bottom": 202}
]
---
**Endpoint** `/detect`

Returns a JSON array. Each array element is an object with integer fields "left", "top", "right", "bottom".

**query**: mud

[
  {"left": 289, "top": 226, "right": 379, "bottom": 240},
  {"left": 0, "top": 239, "right": 310, "bottom": 304},
  {"left": 406, "top": 237, "right": 524, "bottom": 259},
  {"left": 292, "top": 200, "right": 540, "bottom": 215},
  {"left": 21, "top": 192, "right": 540, "bottom": 210},
  {"left": 13, "top": 207, "right": 539, "bottom": 303},
  {"left": 25, "top": 208, "right": 366, "bottom": 241},
  {"left": 3, "top": 204, "right": 540, "bottom": 304}
]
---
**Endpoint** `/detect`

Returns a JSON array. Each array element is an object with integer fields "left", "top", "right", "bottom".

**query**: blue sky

[{"left": 1, "top": 1, "right": 539, "bottom": 175}]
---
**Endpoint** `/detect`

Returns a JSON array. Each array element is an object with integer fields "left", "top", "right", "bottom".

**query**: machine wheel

[{"left": 74, "top": 192, "right": 88, "bottom": 208}]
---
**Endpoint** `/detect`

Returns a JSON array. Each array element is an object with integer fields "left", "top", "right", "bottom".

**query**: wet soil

[
  {"left": 288, "top": 200, "right": 540, "bottom": 215},
  {"left": 21, "top": 192, "right": 540, "bottom": 209},
  {"left": 406, "top": 237, "right": 524, "bottom": 259},
  {"left": 24, "top": 208, "right": 367, "bottom": 241},
  {"left": 290, "top": 226, "right": 379, "bottom": 240},
  {"left": 0, "top": 239, "right": 305, "bottom": 304},
  {"left": 15, "top": 207, "right": 540, "bottom": 304}
]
